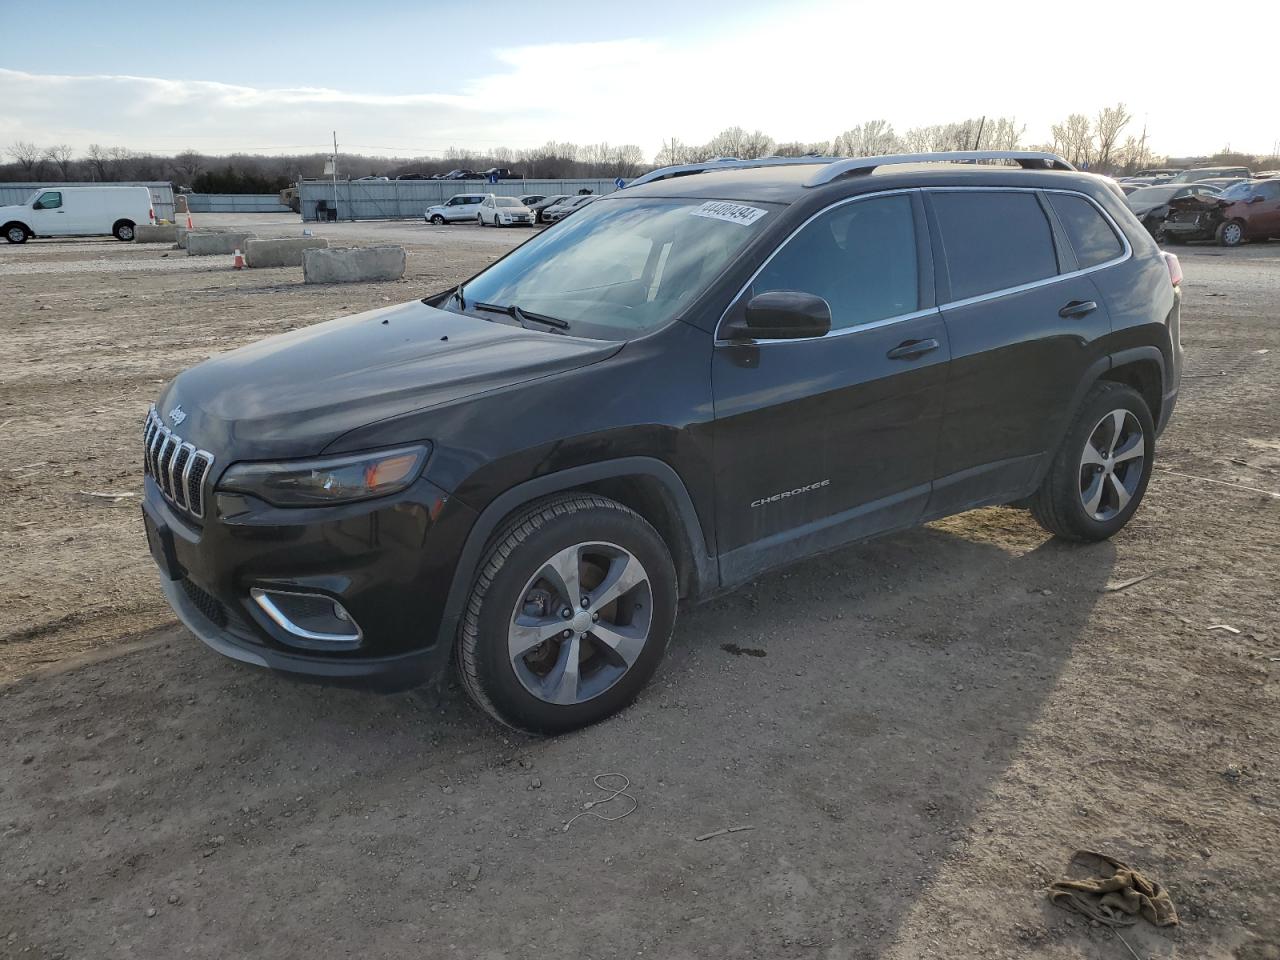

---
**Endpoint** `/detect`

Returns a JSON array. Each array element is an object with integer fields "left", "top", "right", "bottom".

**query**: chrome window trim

[
  {"left": 713, "top": 185, "right": 1131, "bottom": 346},
  {"left": 926, "top": 186, "right": 1132, "bottom": 311},
  {"left": 713, "top": 187, "right": 923, "bottom": 346},
  {"left": 250, "top": 588, "right": 362, "bottom": 644}
]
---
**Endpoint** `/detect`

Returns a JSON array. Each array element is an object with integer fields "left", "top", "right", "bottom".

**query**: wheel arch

[
  {"left": 3, "top": 220, "right": 31, "bottom": 239},
  {"left": 433, "top": 458, "right": 717, "bottom": 650},
  {"left": 1027, "top": 347, "right": 1165, "bottom": 493},
  {"left": 1101, "top": 348, "right": 1164, "bottom": 427}
]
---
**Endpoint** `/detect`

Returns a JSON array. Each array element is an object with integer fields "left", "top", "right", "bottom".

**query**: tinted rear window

[
  {"left": 931, "top": 191, "right": 1058, "bottom": 301},
  {"left": 1047, "top": 193, "right": 1123, "bottom": 269}
]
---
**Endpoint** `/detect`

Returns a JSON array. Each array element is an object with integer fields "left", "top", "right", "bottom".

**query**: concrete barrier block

[
  {"left": 134, "top": 224, "right": 178, "bottom": 243},
  {"left": 176, "top": 225, "right": 190, "bottom": 248},
  {"left": 186, "top": 232, "right": 256, "bottom": 257},
  {"left": 244, "top": 237, "right": 329, "bottom": 268},
  {"left": 304, "top": 246, "right": 406, "bottom": 283}
]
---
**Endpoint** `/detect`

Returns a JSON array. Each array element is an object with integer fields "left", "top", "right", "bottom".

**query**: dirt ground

[{"left": 1, "top": 216, "right": 1277, "bottom": 960}]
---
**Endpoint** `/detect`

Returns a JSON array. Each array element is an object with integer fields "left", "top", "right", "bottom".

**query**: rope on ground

[
  {"left": 1158, "top": 471, "right": 1280, "bottom": 499},
  {"left": 562, "top": 773, "right": 637, "bottom": 832}
]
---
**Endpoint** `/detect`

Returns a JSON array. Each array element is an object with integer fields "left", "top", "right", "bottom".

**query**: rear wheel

[
  {"left": 1216, "top": 220, "right": 1244, "bottom": 247},
  {"left": 456, "top": 494, "right": 677, "bottom": 734},
  {"left": 113, "top": 220, "right": 135, "bottom": 241},
  {"left": 1029, "top": 382, "right": 1154, "bottom": 542},
  {"left": 5, "top": 223, "right": 28, "bottom": 244}
]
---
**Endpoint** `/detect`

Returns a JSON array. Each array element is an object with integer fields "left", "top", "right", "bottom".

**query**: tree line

[{"left": 3, "top": 106, "right": 1277, "bottom": 190}]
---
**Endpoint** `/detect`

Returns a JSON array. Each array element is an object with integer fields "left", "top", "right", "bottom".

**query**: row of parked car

[
  {"left": 423, "top": 193, "right": 599, "bottom": 226},
  {"left": 1119, "top": 167, "right": 1280, "bottom": 247}
]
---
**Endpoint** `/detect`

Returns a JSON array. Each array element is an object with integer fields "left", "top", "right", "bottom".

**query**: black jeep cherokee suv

[{"left": 142, "top": 151, "right": 1183, "bottom": 733}]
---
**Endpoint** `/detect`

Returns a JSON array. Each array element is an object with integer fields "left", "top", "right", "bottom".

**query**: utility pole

[
  {"left": 973, "top": 116, "right": 986, "bottom": 151},
  {"left": 332, "top": 131, "right": 340, "bottom": 221}
]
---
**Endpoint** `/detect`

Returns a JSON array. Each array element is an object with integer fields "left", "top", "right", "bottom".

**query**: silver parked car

[{"left": 541, "top": 194, "right": 598, "bottom": 223}]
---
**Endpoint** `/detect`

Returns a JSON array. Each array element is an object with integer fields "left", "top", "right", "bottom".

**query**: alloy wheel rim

[
  {"left": 7, "top": 227, "right": 22, "bottom": 242},
  {"left": 508, "top": 541, "right": 652, "bottom": 705},
  {"left": 1079, "top": 408, "right": 1146, "bottom": 522}
]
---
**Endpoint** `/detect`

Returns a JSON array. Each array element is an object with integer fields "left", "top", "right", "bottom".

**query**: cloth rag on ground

[{"left": 1049, "top": 850, "right": 1179, "bottom": 927}]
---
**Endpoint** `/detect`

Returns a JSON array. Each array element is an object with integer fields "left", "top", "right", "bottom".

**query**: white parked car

[
  {"left": 1, "top": 185, "right": 154, "bottom": 243},
  {"left": 541, "top": 194, "right": 598, "bottom": 223},
  {"left": 477, "top": 195, "right": 534, "bottom": 227},
  {"left": 424, "top": 193, "right": 487, "bottom": 224}
]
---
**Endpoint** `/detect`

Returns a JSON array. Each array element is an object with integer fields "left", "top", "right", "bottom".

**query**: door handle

[
  {"left": 886, "top": 338, "right": 940, "bottom": 361},
  {"left": 1058, "top": 299, "right": 1098, "bottom": 319}
]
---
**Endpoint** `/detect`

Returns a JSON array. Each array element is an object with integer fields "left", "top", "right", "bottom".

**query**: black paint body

[{"left": 143, "top": 164, "right": 1183, "bottom": 688}]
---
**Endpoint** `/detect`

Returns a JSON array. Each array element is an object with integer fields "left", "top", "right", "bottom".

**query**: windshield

[
  {"left": 495, "top": 197, "right": 522, "bottom": 207},
  {"left": 1219, "top": 182, "right": 1254, "bottom": 201},
  {"left": 1127, "top": 186, "right": 1178, "bottom": 204},
  {"left": 453, "top": 196, "right": 777, "bottom": 340}
]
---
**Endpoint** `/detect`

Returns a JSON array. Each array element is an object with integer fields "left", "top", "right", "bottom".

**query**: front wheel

[
  {"left": 4, "top": 223, "right": 27, "bottom": 244},
  {"left": 113, "top": 220, "right": 135, "bottom": 241},
  {"left": 429, "top": 214, "right": 445, "bottom": 225},
  {"left": 1216, "top": 220, "right": 1244, "bottom": 247},
  {"left": 1029, "top": 381, "right": 1154, "bottom": 542},
  {"left": 456, "top": 494, "right": 678, "bottom": 734}
]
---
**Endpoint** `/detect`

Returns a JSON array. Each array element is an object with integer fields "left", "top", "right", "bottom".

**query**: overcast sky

[{"left": 2, "top": 0, "right": 1276, "bottom": 160}]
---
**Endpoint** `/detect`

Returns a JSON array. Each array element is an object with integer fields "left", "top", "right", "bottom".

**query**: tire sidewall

[
  {"left": 466, "top": 505, "right": 677, "bottom": 733},
  {"left": 1057, "top": 385, "right": 1156, "bottom": 539}
]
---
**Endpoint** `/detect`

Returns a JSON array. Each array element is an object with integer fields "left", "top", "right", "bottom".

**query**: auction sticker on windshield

[{"left": 690, "top": 201, "right": 769, "bottom": 226}]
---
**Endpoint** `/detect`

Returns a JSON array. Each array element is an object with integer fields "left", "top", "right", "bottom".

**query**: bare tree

[
  {"left": 833, "top": 120, "right": 900, "bottom": 157},
  {"left": 84, "top": 144, "right": 110, "bottom": 181},
  {"left": 172, "top": 150, "right": 205, "bottom": 182},
  {"left": 44, "top": 144, "right": 76, "bottom": 179},
  {"left": 7, "top": 141, "right": 42, "bottom": 175},
  {"left": 1050, "top": 114, "right": 1094, "bottom": 167},
  {"left": 1093, "top": 102, "right": 1132, "bottom": 174}
]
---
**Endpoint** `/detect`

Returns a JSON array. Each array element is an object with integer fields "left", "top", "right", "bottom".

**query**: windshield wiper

[
  {"left": 451, "top": 284, "right": 466, "bottom": 310},
  {"left": 473, "top": 301, "right": 570, "bottom": 333}
]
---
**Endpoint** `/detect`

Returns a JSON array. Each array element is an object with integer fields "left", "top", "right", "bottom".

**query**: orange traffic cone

[{"left": 233, "top": 249, "right": 245, "bottom": 270}]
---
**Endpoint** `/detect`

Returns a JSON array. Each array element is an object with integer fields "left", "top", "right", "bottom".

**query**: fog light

[{"left": 250, "top": 588, "right": 361, "bottom": 647}]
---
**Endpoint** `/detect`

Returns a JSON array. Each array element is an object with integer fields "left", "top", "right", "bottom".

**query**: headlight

[{"left": 217, "top": 444, "right": 430, "bottom": 507}]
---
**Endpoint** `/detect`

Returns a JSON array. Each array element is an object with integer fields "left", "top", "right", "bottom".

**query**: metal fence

[
  {"left": 298, "top": 179, "right": 623, "bottom": 221},
  {"left": 186, "top": 193, "right": 293, "bottom": 214},
  {"left": 0, "top": 181, "right": 175, "bottom": 222}
]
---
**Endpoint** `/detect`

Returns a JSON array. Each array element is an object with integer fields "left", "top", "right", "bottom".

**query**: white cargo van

[{"left": 1, "top": 186, "right": 155, "bottom": 243}]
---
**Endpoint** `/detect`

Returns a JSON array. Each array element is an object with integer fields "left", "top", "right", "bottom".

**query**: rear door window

[
  {"left": 1046, "top": 193, "right": 1124, "bottom": 269},
  {"left": 751, "top": 193, "right": 918, "bottom": 331},
  {"left": 931, "top": 191, "right": 1058, "bottom": 301}
]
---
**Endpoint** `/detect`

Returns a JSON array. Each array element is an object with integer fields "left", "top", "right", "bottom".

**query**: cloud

[{"left": 2, "top": 2, "right": 1277, "bottom": 162}]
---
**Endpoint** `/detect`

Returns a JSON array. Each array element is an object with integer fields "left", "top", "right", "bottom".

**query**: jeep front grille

[{"left": 143, "top": 406, "right": 214, "bottom": 520}]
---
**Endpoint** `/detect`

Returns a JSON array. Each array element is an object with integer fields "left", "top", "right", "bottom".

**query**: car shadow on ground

[{"left": 1, "top": 512, "right": 1115, "bottom": 958}]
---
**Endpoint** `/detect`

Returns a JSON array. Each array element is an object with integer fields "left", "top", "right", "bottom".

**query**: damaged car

[
  {"left": 1125, "top": 183, "right": 1221, "bottom": 241},
  {"left": 1163, "top": 179, "right": 1280, "bottom": 246}
]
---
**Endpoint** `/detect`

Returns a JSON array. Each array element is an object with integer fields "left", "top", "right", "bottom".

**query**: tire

[
  {"left": 456, "top": 493, "right": 678, "bottom": 734},
  {"left": 113, "top": 220, "right": 135, "bottom": 242},
  {"left": 4, "top": 222, "right": 28, "bottom": 244},
  {"left": 429, "top": 214, "right": 445, "bottom": 225},
  {"left": 1216, "top": 219, "right": 1244, "bottom": 247},
  {"left": 1029, "top": 381, "right": 1155, "bottom": 542}
]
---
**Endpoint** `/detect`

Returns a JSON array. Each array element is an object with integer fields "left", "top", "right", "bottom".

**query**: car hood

[
  {"left": 1127, "top": 202, "right": 1166, "bottom": 216},
  {"left": 157, "top": 300, "right": 621, "bottom": 460}
]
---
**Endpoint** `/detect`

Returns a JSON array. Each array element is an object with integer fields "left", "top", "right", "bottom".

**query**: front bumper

[
  {"left": 1163, "top": 219, "right": 1215, "bottom": 241},
  {"left": 143, "top": 472, "right": 477, "bottom": 691}
]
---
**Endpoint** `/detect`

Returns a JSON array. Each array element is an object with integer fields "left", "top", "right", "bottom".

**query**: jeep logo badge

[{"left": 168, "top": 405, "right": 187, "bottom": 426}]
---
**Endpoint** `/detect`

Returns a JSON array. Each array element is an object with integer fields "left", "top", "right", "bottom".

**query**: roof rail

[
  {"left": 626, "top": 155, "right": 841, "bottom": 188},
  {"left": 803, "top": 151, "right": 1075, "bottom": 187}
]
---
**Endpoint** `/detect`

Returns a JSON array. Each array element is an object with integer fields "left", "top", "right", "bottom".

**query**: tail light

[
  {"left": 1161, "top": 251, "right": 1182, "bottom": 287},
  {"left": 149, "top": 206, "right": 156, "bottom": 224}
]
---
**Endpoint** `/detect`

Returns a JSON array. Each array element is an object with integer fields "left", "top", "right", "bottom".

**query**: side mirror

[
  {"left": 1249, "top": 195, "right": 1264, "bottom": 204},
  {"left": 32, "top": 201, "right": 43, "bottom": 210},
  {"left": 724, "top": 290, "right": 832, "bottom": 340}
]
